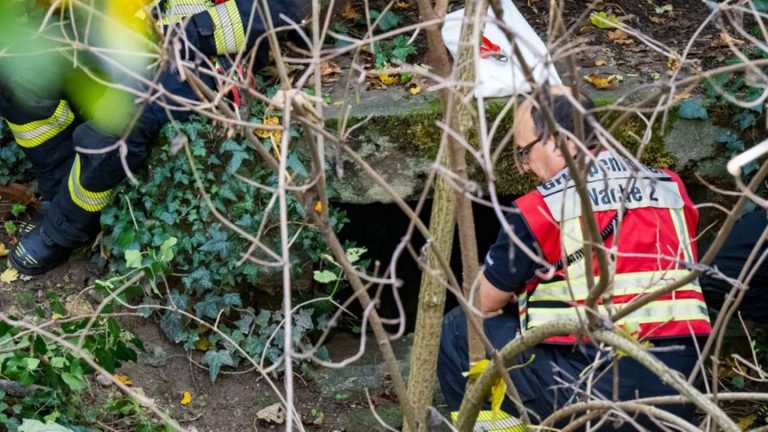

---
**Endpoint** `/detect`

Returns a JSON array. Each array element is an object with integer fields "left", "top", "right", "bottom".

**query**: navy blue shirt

[{"left": 483, "top": 205, "right": 540, "bottom": 294}]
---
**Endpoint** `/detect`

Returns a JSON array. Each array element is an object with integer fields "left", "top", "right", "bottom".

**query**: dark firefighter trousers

[
  {"left": 438, "top": 307, "right": 702, "bottom": 431},
  {"left": 0, "top": 0, "right": 311, "bottom": 249},
  {"left": 0, "top": 68, "right": 215, "bottom": 248}
]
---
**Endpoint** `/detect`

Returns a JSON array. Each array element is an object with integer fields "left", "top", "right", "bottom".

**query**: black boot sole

[{"left": 7, "top": 250, "right": 55, "bottom": 276}]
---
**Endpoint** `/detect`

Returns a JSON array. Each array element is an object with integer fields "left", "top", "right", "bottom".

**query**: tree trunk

[{"left": 406, "top": 0, "right": 485, "bottom": 429}]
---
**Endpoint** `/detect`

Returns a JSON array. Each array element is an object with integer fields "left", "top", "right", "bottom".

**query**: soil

[{"left": 0, "top": 1, "right": 757, "bottom": 431}]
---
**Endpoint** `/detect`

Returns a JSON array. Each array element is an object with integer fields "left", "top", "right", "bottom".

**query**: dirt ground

[{"left": 0, "top": 1, "right": 745, "bottom": 431}]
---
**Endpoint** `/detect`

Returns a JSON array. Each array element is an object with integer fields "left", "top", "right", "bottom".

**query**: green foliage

[
  {"left": 100, "top": 114, "right": 345, "bottom": 381},
  {"left": 0, "top": 296, "right": 144, "bottom": 431},
  {"left": 702, "top": 50, "right": 767, "bottom": 179},
  {"left": 369, "top": 9, "right": 402, "bottom": 32},
  {"left": 374, "top": 35, "right": 417, "bottom": 69},
  {"left": 0, "top": 124, "right": 33, "bottom": 185},
  {"left": 677, "top": 98, "right": 708, "bottom": 120}
]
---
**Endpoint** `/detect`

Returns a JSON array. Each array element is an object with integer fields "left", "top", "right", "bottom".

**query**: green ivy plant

[
  {"left": 100, "top": 111, "right": 348, "bottom": 381},
  {"left": 0, "top": 123, "right": 33, "bottom": 186}
]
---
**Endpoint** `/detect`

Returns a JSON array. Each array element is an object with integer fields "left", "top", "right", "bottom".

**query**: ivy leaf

[
  {"left": 194, "top": 295, "right": 222, "bottom": 319},
  {"left": 124, "top": 249, "right": 143, "bottom": 269},
  {"left": 313, "top": 270, "right": 338, "bottom": 283},
  {"left": 200, "top": 227, "right": 230, "bottom": 257},
  {"left": 254, "top": 310, "right": 272, "bottom": 327},
  {"left": 733, "top": 111, "right": 757, "bottom": 131},
  {"left": 590, "top": 11, "right": 619, "bottom": 29},
  {"left": 202, "top": 349, "right": 235, "bottom": 382},
  {"left": 61, "top": 372, "right": 86, "bottom": 391},
  {"left": 159, "top": 237, "right": 178, "bottom": 262},
  {"left": 370, "top": 10, "right": 402, "bottom": 31},
  {"left": 287, "top": 153, "right": 309, "bottom": 178},
  {"left": 18, "top": 419, "right": 74, "bottom": 432},
  {"left": 678, "top": 98, "right": 708, "bottom": 120},
  {"left": 223, "top": 293, "right": 242, "bottom": 307},
  {"left": 161, "top": 311, "right": 185, "bottom": 343},
  {"left": 235, "top": 315, "right": 254, "bottom": 334}
]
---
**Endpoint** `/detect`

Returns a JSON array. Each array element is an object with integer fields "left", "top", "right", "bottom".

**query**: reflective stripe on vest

[
  {"left": 68, "top": 155, "right": 114, "bottom": 212},
  {"left": 208, "top": 1, "right": 245, "bottom": 55},
  {"left": 450, "top": 410, "right": 525, "bottom": 432},
  {"left": 7, "top": 100, "right": 74, "bottom": 148}
]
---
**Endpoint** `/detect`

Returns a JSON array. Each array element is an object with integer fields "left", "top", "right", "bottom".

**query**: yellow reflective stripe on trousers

[
  {"left": 526, "top": 297, "right": 709, "bottom": 328},
  {"left": 450, "top": 410, "right": 526, "bottom": 432},
  {"left": 159, "top": 0, "right": 213, "bottom": 24},
  {"left": 208, "top": 1, "right": 245, "bottom": 55},
  {"left": 6, "top": 100, "right": 74, "bottom": 148},
  {"left": 530, "top": 269, "right": 695, "bottom": 302},
  {"left": 68, "top": 155, "right": 113, "bottom": 212}
]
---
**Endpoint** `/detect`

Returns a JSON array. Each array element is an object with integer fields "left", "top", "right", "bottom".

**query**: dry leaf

[
  {"left": 194, "top": 336, "right": 211, "bottom": 351},
  {"left": 256, "top": 403, "right": 285, "bottom": 424},
  {"left": 737, "top": 414, "right": 757, "bottom": 430},
  {"left": 180, "top": 391, "right": 192, "bottom": 405},
  {"left": 667, "top": 56, "right": 680, "bottom": 71},
  {"left": 314, "top": 201, "right": 323, "bottom": 213},
  {"left": 51, "top": 313, "right": 64, "bottom": 320},
  {"left": 320, "top": 61, "right": 342, "bottom": 79},
  {"left": 409, "top": 85, "right": 422, "bottom": 95},
  {"left": 394, "top": 1, "right": 410, "bottom": 9},
  {"left": 114, "top": 374, "right": 133, "bottom": 386},
  {"left": 341, "top": 3, "right": 360, "bottom": 20},
  {"left": 0, "top": 267, "right": 19, "bottom": 283},
  {"left": 649, "top": 15, "right": 666, "bottom": 25},
  {"left": 710, "top": 32, "right": 745, "bottom": 48},
  {"left": 594, "top": 59, "right": 609, "bottom": 66},
  {"left": 673, "top": 92, "right": 692, "bottom": 101},
  {"left": 378, "top": 73, "right": 399, "bottom": 86},
  {"left": 0, "top": 243, "right": 7, "bottom": 258},
  {"left": 607, "top": 29, "right": 633, "bottom": 45},
  {"left": 583, "top": 73, "right": 622, "bottom": 90},
  {"left": 255, "top": 117, "right": 283, "bottom": 144}
]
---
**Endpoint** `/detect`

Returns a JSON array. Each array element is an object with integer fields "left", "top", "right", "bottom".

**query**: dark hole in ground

[{"left": 335, "top": 196, "right": 517, "bottom": 333}]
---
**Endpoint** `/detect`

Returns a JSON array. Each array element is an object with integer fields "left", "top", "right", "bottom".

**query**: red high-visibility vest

[{"left": 515, "top": 152, "right": 712, "bottom": 344}]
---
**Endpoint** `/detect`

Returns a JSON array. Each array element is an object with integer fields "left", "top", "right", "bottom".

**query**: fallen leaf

[
  {"left": 254, "top": 117, "right": 283, "bottom": 155},
  {"left": 649, "top": 15, "right": 666, "bottom": 25},
  {"left": 583, "top": 73, "right": 622, "bottom": 90},
  {"left": 607, "top": 29, "right": 633, "bottom": 45},
  {"left": 314, "top": 201, "right": 323, "bottom": 213},
  {"left": 320, "top": 61, "right": 341, "bottom": 79},
  {"left": 673, "top": 92, "right": 692, "bottom": 101},
  {"left": 378, "top": 73, "right": 399, "bottom": 86},
  {"left": 594, "top": 59, "right": 609, "bottom": 66},
  {"left": 737, "top": 414, "right": 756, "bottom": 430},
  {"left": 0, "top": 243, "right": 7, "bottom": 258},
  {"left": 667, "top": 56, "right": 680, "bottom": 71},
  {"left": 51, "top": 313, "right": 64, "bottom": 320},
  {"left": 655, "top": 4, "right": 674, "bottom": 14},
  {"left": 0, "top": 267, "right": 19, "bottom": 284},
  {"left": 408, "top": 85, "right": 422, "bottom": 95},
  {"left": 590, "top": 11, "right": 619, "bottom": 29},
  {"left": 394, "top": 1, "right": 410, "bottom": 9},
  {"left": 257, "top": 403, "right": 285, "bottom": 424},
  {"left": 341, "top": 3, "right": 359, "bottom": 20},
  {"left": 114, "top": 374, "right": 133, "bottom": 386},
  {"left": 180, "top": 391, "right": 192, "bottom": 405},
  {"left": 710, "top": 32, "right": 745, "bottom": 48},
  {"left": 194, "top": 336, "right": 211, "bottom": 351}
]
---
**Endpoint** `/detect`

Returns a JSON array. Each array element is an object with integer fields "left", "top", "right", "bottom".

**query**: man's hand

[{"left": 478, "top": 272, "right": 517, "bottom": 312}]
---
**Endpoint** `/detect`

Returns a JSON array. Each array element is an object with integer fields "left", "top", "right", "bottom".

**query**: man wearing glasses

[{"left": 437, "top": 87, "right": 711, "bottom": 430}]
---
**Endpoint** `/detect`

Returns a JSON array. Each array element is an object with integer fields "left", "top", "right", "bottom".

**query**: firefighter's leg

[
  {"left": 10, "top": 69, "right": 214, "bottom": 275},
  {"left": 437, "top": 307, "right": 543, "bottom": 431},
  {"left": 0, "top": 78, "right": 76, "bottom": 202}
]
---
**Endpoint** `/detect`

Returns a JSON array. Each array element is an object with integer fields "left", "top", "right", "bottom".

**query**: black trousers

[
  {"left": 437, "top": 307, "right": 701, "bottom": 431},
  {"left": 0, "top": 67, "right": 215, "bottom": 248}
]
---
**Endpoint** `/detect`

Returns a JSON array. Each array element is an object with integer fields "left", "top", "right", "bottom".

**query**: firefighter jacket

[{"left": 515, "top": 151, "right": 712, "bottom": 344}]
